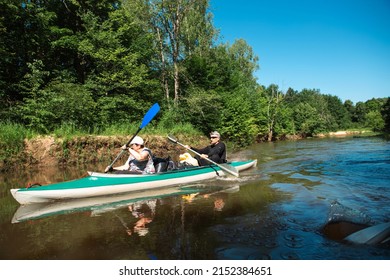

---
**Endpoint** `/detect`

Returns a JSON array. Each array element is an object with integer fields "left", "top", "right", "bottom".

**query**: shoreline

[
  {"left": 315, "top": 130, "right": 371, "bottom": 138},
  {"left": 0, "top": 130, "right": 376, "bottom": 171}
]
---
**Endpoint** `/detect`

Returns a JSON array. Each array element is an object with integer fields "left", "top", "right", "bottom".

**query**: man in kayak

[
  {"left": 105, "top": 136, "right": 156, "bottom": 174},
  {"left": 185, "top": 131, "right": 227, "bottom": 166}
]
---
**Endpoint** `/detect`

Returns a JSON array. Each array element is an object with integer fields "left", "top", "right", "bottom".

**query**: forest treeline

[{"left": 1, "top": 0, "right": 389, "bottom": 148}]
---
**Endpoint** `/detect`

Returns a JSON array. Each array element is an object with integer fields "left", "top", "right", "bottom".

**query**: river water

[{"left": 0, "top": 136, "right": 389, "bottom": 260}]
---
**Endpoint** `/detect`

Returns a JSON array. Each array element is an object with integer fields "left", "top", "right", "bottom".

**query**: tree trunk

[
  {"left": 155, "top": 27, "right": 170, "bottom": 107},
  {"left": 268, "top": 130, "right": 273, "bottom": 142}
]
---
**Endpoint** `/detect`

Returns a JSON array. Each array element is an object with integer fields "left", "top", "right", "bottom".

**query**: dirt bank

[{"left": 11, "top": 134, "right": 209, "bottom": 169}]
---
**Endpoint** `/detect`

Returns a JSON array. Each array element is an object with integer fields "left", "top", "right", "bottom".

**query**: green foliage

[
  {"left": 284, "top": 88, "right": 359, "bottom": 135},
  {"left": 16, "top": 81, "right": 97, "bottom": 133},
  {"left": 0, "top": 0, "right": 387, "bottom": 149},
  {"left": 154, "top": 108, "right": 200, "bottom": 136},
  {"left": 166, "top": 123, "right": 199, "bottom": 136},
  {"left": 53, "top": 122, "right": 88, "bottom": 139},
  {"left": 355, "top": 98, "right": 387, "bottom": 132},
  {"left": 96, "top": 95, "right": 139, "bottom": 125},
  {"left": 182, "top": 87, "right": 223, "bottom": 133},
  {"left": 365, "top": 111, "right": 385, "bottom": 132},
  {"left": 220, "top": 93, "right": 258, "bottom": 146},
  {"left": 274, "top": 105, "right": 295, "bottom": 136},
  {"left": 156, "top": 109, "right": 184, "bottom": 130},
  {"left": 293, "top": 103, "right": 321, "bottom": 135},
  {"left": 47, "top": 82, "right": 97, "bottom": 128},
  {"left": 382, "top": 98, "right": 390, "bottom": 133},
  {"left": 101, "top": 122, "right": 139, "bottom": 136},
  {"left": 0, "top": 122, "right": 28, "bottom": 148},
  {"left": 0, "top": 122, "right": 32, "bottom": 162},
  {"left": 323, "top": 94, "right": 351, "bottom": 130}
]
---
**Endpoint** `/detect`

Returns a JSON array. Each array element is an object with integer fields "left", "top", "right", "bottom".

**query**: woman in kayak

[
  {"left": 185, "top": 131, "right": 227, "bottom": 166},
  {"left": 105, "top": 136, "right": 156, "bottom": 174}
]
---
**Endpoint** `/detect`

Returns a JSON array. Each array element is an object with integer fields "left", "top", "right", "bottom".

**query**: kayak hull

[{"left": 10, "top": 160, "right": 257, "bottom": 204}]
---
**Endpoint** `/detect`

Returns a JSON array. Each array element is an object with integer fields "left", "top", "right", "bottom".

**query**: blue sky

[{"left": 210, "top": 0, "right": 390, "bottom": 104}]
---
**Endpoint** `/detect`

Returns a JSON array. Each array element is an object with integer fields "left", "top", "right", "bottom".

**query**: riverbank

[
  {"left": 315, "top": 130, "right": 372, "bottom": 137},
  {"left": 0, "top": 134, "right": 210, "bottom": 171},
  {"left": 0, "top": 130, "right": 377, "bottom": 171}
]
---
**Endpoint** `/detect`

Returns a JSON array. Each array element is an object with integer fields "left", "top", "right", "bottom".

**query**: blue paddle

[{"left": 105, "top": 103, "right": 160, "bottom": 172}]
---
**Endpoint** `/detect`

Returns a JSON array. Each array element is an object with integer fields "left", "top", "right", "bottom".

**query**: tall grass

[
  {"left": 100, "top": 122, "right": 140, "bottom": 136},
  {"left": 53, "top": 122, "right": 84, "bottom": 138},
  {"left": 0, "top": 122, "right": 34, "bottom": 161}
]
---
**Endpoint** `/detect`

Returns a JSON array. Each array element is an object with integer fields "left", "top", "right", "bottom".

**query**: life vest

[{"left": 128, "top": 148, "right": 155, "bottom": 174}]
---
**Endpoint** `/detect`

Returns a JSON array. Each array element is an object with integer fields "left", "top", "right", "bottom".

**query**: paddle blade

[
  {"left": 219, "top": 163, "right": 239, "bottom": 177},
  {"left": 140, "top": 103, "right": 160, "bottom": 129},
  {"left": 167, "top": 134, "right": 178, "bottom": 144}
]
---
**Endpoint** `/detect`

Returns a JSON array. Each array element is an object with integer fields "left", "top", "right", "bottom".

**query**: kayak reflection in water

[{"left": 182, "top": 189, "right": 231, "bottom": 212}]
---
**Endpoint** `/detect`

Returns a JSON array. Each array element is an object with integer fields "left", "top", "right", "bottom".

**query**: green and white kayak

[{"left": 10, "top": 160, "right": 257, "bottom": 205}]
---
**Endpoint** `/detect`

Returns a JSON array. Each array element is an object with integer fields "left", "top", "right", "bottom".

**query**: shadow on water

[{"left": 322, "top": 222, "right": 367, "bottom": 241}]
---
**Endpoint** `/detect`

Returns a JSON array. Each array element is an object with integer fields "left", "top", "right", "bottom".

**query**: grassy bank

[
  {"left": 0, "top": 121, "right": 205, "bottom": 171},
  {"left": 0, "top": 122, "right": 383, "bottom": 171},
  {"left": 0, "top": 122, "right": 35, "bottom": 168}
]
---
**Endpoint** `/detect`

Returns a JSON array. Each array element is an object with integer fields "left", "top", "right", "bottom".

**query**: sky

[{"left": 210, "top": 0, "right": 390, "bottom": 104}]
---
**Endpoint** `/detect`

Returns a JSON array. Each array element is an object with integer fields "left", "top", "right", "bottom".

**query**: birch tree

[{"left": 149, "top": 0, "right": 213, "bottom": 107}]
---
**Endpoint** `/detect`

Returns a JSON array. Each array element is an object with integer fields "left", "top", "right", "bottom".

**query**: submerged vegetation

[{"left": 0, "top": 0, "right": 389, "bottom": 169}]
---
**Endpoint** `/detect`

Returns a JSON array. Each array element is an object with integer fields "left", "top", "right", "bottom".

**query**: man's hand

[{"left": 105, "top": 166, "right": 113, "bottom": 173}]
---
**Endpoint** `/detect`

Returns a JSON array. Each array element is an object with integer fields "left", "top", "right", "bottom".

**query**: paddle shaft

[
  {"left": 106, "top": 127, "right": 141, "bottom": 171},
  {"left": 171, "top": 138, "right": 239, "bottom": 177}
]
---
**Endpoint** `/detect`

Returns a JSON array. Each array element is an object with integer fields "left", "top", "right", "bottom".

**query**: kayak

[{"left": 10, "top": 160, "right": 257, "bottom": 205}]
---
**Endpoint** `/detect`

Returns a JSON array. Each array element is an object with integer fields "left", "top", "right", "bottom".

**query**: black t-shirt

[{"left": 191, "top": 142, "right": 227, "bottom": 164}]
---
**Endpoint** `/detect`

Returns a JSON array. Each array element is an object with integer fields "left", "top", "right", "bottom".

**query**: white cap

[
  {"left": 210, "top": 131, "right": 221, "bottom": 138},
  {"left": 130, "top": 136, "right": 144, "bottom": 145}
]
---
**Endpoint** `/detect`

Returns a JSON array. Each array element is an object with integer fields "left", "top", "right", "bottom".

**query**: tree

[
  {"left": 354, "top": 102, "right": 367, "bottom": 125},
  {"left": 148, "top": 0, "right": 192, "bottom": 107},
  {"left": 147, "top": 0, "right": 216, "bottom": 109},
  {"left": 382, "top": 98, "right": 390, "bottom": 133},
  {"left": 344, "top": 99, "right": 356, "bottom": 125},
  {"left": 0, "top": 1, "right": 56, "bottom": 115},
  {"left": 78, "top": 5, "right": 159, "bottom": 124},
  {"left": 220, "top": 92, "right": 258, "bottom": 146},
  {"left": 324, "top": 94, "right": 351, "bottom": 130},
  {"left": 364, "top": 98, "right": 386, "bottom": 131},
  {"left": 263, "top": 84, "right": 284, "bottom": 141},
  {"left": 365, "top": 111, "right": 384, "bottom": 132}
]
